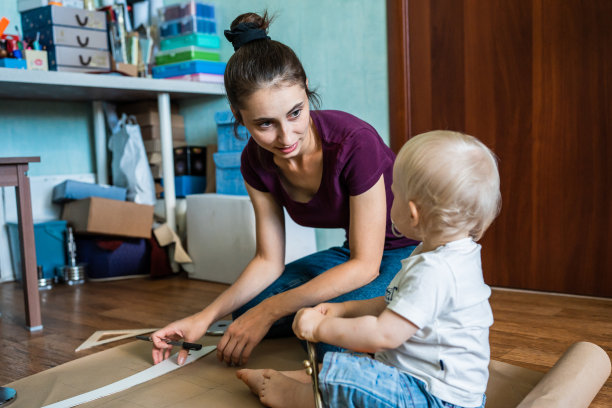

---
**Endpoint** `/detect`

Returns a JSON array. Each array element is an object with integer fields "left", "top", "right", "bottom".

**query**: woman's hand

[
  {"left": 151, "top": 314, "right": 208, "bottom": 366},
  {"left": 215, "top": 302, "right": 275, "bottom": 366},
  {"left": 293, "top": 307, "right": 326, "bottom": 342}
]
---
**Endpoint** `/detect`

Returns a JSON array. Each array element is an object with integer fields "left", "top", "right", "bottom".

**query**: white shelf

[
  {"left": 0, "top": 68, "right": 225, "bottom": 101},
  {"left": 1, "top": 67, "right": 226, "bottom": 233}
]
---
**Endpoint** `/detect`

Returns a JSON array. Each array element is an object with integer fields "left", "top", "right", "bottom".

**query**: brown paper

[
  {"left": 517, "top": 342, "right": 611, "bottom": 408},
  {"left": 153, "top": 223, "right": 192, "bottom": 264},
  {"left": 5, "top": 339, "right": 609, "bottom": 408}
]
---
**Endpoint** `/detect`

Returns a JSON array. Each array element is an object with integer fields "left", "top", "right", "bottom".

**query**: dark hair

[{"left": 224, "top": 11, "right": 321, "bottom": 137}]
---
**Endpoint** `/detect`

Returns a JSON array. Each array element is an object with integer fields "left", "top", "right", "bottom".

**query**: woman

[{"left": 151, "top": 11, "right": 418, "bottom": 367}]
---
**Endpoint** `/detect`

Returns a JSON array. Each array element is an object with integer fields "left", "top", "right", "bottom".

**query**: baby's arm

[{"left": 294, "top": 299, "right": 418, "bottom": 353}]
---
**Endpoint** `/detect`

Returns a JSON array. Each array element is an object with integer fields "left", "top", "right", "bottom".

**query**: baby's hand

[
  {"left": 292, "top": 307, "right": 326, "bottom": 342},
  {"left": 314, "top": 302, "right": 346, "bottom": 318}
]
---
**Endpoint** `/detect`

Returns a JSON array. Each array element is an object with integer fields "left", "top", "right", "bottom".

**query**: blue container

[
  {"left": 76, "top": 236, "right": 149, "bottom": 280},
  {"left": 6, "top": 220, "right": 67, "bottom": 281},
  {"left": 160, "top": 15, "right": 216, "bottom": 37},
  {"left": 214, "top": 110, "right": 250, "bottom": 152},
  {"left": 152, "top": 59, "right": 226, "bottom": 78},
  {"left": 160, "top": 1, "right": 215, "bottom": 21},
  {"left": 213, "top": 152, "right": 247, "bottom": 195},
  {"left": 160, "top": 175, "right": 206, "bottom": 198},
  {"left": 0, "top": 58, "right": 27, "bottom": 69},
  {"left": 52, "top": 180, "right": 127, "bottom": 203}
]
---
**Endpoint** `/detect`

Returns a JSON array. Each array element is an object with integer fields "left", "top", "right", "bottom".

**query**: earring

[{"left": 391, "top": 222, "right": 404, "bottom": 238}]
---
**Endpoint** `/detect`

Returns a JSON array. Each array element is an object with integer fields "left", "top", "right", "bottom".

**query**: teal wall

[{"left": 1, "top": 0, "right": 389, "bottom": 178}]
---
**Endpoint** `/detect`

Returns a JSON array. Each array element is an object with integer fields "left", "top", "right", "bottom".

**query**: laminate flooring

[{"left": 1, "top": 275, "right": 610, "bottom": 406}]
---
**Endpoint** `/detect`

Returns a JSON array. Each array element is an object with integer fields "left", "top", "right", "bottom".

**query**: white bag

[{"left": 108, "top": 114, "right": 156, "bottom": 205}]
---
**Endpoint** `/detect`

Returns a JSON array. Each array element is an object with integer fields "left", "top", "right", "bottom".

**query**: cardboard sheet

[{"left": 5, "top": 338, "right": 610, "bottom": 408}]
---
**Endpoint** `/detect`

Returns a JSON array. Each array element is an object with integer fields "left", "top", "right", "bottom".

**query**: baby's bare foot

[
  {"left": 259, "top": 369, "right": 315, "bottom": 408},
  {"left": 236, "top": 368, "right": 266, "bottom": 396},
  {"left": 279, "top": 369, "right": 313, "bottom": 383}
]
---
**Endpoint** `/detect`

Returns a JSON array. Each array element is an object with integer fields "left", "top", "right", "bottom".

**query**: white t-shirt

[{"left": 375, "top": 238, "right": 493, "bottom": 407}]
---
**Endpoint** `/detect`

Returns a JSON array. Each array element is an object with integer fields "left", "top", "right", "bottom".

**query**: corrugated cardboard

[
  {"left": 134, "top": 112, "right": 185, "bottom": 128},
  {"left": 62, "top": 197, "right": 154, "bottom": 239}
]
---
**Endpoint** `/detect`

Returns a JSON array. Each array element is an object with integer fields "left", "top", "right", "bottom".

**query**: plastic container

[
  {"left": 155, "top": 46, "right": 220, "bottom": 66},
  {"left": 76, "top": 236, "right": 149, "bottom": 280},
  {"left": 213, "top": 152, "right": 247, "bottom": 195},
  {"left": 160, "top": 1, "right": 215, "bottom": 21},
  {"left": 214, "top": 110, "right": 250, "bottom": 152},
  {"left": 160, "top": 175, "right": 206, "bottom": 197},
  {"left": 152, "top": 59, "right": 226, "bottom": 78},
  {"left": 160, "top": 32, "right": 220, "bottom": 51},
  {"left": 160, "top": 15, "right": 216, "bottom": 37},
  {"left": 6, "top": 220, "right": 67, "bottom": 281},
  {"left": 52, "top": 180, "right": 127, "bottom": 203}
]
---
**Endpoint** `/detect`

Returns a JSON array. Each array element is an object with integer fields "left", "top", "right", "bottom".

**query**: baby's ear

[{"left": 408, "top": 201, "right": 420, "bottom": 227}]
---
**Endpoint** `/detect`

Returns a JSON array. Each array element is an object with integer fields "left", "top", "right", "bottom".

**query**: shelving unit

[{"left": 0, "top": 67, "right": 225, "bottom": 231}]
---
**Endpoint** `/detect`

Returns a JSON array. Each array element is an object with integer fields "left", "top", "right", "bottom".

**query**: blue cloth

[
  {"left": 232, "top": 243, "right": 417, "bottom": 357},
  {"left": 319, "top": 352, "right": 486, "bottom": 408}
]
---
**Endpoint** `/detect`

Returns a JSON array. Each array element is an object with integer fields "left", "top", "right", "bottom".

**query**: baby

[{"left": 238, "top": 130, "right": 501, "bottom": 408}]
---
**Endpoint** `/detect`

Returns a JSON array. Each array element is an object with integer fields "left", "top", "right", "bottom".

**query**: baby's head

[{"left": 392, "top": 130, "right": 501, "bottom": 241}]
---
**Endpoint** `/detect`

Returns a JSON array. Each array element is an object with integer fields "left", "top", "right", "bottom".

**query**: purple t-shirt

[{"left": 240, "top": 110, "right": 418, "bottom": 250}]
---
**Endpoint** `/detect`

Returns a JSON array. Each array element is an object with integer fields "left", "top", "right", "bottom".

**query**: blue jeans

[
  {"left": 233, "top": 243, "right": 417, "bottom": 358},
  {"left": 319, "top": 352, "right": 486, "bottom": 408}
]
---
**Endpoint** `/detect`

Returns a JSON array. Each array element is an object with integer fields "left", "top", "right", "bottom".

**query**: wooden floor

[{"left": 1, "top": 274, "right": 610, "bottom": 406}]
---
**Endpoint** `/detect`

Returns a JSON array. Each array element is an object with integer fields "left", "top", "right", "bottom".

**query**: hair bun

[{"left": 224, "top": 22, "right": 270, "bottom": 51}]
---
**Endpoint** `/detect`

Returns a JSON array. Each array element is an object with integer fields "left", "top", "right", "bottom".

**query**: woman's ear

[{"left": 408, "top": 201, "right": 419, "bottom": 227}]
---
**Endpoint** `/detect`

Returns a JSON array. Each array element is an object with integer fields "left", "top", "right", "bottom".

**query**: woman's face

[{"left": 236, "top": 83, "right": 312, "bottom": 159}]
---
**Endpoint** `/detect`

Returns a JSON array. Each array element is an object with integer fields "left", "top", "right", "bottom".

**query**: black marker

[{"left": 135, "top": 335, "right": 202, "bottom": 351}]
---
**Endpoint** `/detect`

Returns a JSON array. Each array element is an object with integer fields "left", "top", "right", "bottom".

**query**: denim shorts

[
  {"left": 233, "top": 243, "right": 417, "bottom": 357},
  {"left": 318, "top": 352, "right": 486, "bottom": 408}
]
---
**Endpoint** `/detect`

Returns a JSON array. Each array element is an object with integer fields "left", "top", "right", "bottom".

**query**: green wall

[{"left": 1, "top": 1, "right": 389, "bottom": 178}]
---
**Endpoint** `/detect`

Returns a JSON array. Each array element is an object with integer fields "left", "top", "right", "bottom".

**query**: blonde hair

[{"left": 394, "top": 130, "right": 501, "bottom": 241}]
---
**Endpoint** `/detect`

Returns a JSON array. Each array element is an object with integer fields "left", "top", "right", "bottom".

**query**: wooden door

[{"left": 387, "top": 0, "right": 612, "bottom": 297}]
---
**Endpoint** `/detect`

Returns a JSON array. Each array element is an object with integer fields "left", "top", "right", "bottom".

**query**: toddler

[{"left": 238, "top": 130, "right": 501, "bottom": 408}]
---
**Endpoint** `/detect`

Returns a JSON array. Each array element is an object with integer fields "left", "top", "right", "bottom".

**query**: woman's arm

[{"left": 152, "top": 183, "right": 287, "bottom": 365}]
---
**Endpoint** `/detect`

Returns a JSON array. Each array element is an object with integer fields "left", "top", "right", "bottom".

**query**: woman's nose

[{"left": 276, "top": 122, "right": 291, "bottom": 144}]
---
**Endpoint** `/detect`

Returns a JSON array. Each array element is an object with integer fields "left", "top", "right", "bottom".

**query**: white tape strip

[{"left": 42, "top": 346, "right": 216, "bottom": 408}]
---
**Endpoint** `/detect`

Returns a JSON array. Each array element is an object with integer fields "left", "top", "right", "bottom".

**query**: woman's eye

[
  {"left": 259, "top": 121, "right": 272, "bottom": 128},
  {"left": 289, "top": 109, "right": 301, "bottom": 119}
]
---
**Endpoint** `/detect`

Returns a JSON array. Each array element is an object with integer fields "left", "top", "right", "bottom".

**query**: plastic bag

[{"left": 108, "top": 114, "right": 156, "bottom": 205}]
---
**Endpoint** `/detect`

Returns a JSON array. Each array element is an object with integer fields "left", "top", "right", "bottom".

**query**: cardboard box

[
  {"left": 134, "top": 112, "right": 184, "bottom": 127},
  {"left": 141, "top": 124, "right": 185, "bottom": 141},
  {"left": 62, "top": 197, "right": 154, "bottom": 238},
  {"left": 24, "top": 49, "right": 48, "bottom": 71}
]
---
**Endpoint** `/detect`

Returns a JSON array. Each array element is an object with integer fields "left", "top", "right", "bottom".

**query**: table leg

[
  {"left": 157, "top": 92, "right": 176, "bottom": 232},
  {"left": 15, "top": 164, "right": 42, "bottom": 331}
]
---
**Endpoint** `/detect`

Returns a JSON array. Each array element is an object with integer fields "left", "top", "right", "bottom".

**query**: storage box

[
  {"left": 24, "top": 25, "right": 109, "bottom": 50},
  {"left": 214, "top": 110, "right": 250, "bottom": 152},
  {"left": 186, "top": 194, "right": 317, "bottom": 284},
  {"left": 61, "top": 197, "right": 154, "bottom": 239},
  {"left": 160, "top": 1, "right": 215, "bottom": 21},
  {"left": 174, "top": 146, "right": 206, "bottom": 176},
  {"left": 118, "top": 100, "right": 180, "bottom": 115},
  {"left": 0, "top": 58, "right": 27, "bottom": 69},
  {"left": 47, "top": 45, "right": 110, "bottom": 71},
  {"left": 141, "top": 124, "right": 186, "bottom": 141},
  {"left": 143, "top": 139, "right": 187, "bottom": 154},
  {"left": 152, "top": 59, "right": 226, "bottom": 78},
  {"left": 21, "top": 6, "right": 106, "bottom": 31},
  {"left": 76, "top": 236, "right": 150, "bottom": 280},
  {"left": 166, "top": 73, "right": 224, "bottom": 83},
  {"left": 24, "top": 49, "right": 48, "bottom": 71},
  {"left": 134, "top": 112, "right": 184, "bottom": 128},
  {"left": 52, "top": 180, "right": 127, "bottom": 203},
  {"left": 160, "top": 175, "right": 206, "bottom": 198},
  {"left": 160, "top": 32, "right": 220, "bottom": 51},
  {"left": 155, "top": 46, "right": 220, "bottom": 66},
  {"left": 159, "top": 15, "right": 216, "bottom": 37},
  {"left": 213, "top": 152, "right": 247, "bottom": 195},
  {"left": 6, "top": 220, "right": 67, "bottom": 281}
]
